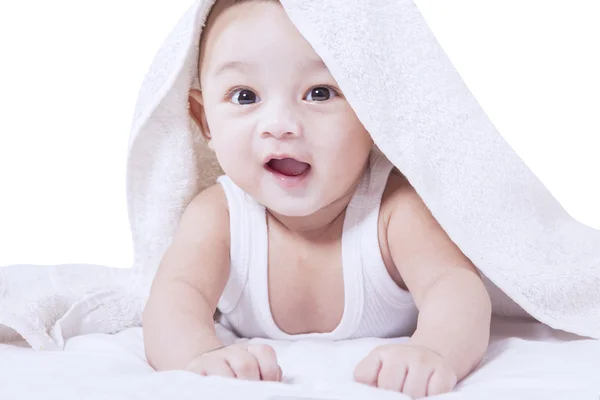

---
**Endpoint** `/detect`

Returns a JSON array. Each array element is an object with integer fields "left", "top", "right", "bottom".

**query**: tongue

[{"left": 268, "top": 158, "right": 310, "bottom": 176}]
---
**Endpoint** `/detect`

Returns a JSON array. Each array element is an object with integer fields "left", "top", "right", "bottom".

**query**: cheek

[
  {"left": 343, "top": 113, "right": 373, "bottom": 154},
  {"left": 317, "top": 114, "right": 372, "bottom": 159},
  {"left": 210, "top": 128, "right": 258, "bottom": 188},
  {"left": 208, "top": 112, "right": 249, "bottom": 162},
  {"left": 314, "top": 115, "right": 373, "bottom": 183},
  {"left": 213, "top": 134, "right": 248, "bottom": 167}
]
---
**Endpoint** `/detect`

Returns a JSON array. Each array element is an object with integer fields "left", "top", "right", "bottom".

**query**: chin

[{"left": 265, "top": 199, "right": 322, "bottom": 218}]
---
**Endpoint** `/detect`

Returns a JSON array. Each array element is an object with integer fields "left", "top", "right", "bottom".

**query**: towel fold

[{"left": 2, "top": 0, "right": 599, "bottom": 350}]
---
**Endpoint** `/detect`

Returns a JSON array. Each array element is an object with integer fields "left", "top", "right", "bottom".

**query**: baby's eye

[
  {"left": 305, "top": 86, "right": 337, "bottom": 102},
  {"left": 231, "top": 89, "right": 260, "bottom": 105}
]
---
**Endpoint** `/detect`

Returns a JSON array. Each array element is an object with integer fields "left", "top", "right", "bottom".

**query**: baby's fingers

[
  {"left": 226, "top": 350, "right": 261, "bottom": 381},
  {"left": 427, "top": 368, "right": 457, "bottom": 397},
  {"left": 377, "top": 361, "right": 408, "bottom": 392},
  {"left": 202, "top": 359, "right": 236, "bottom": 378},
  {"left": 246, "top": 344, "right": 282, "bottom": 382},
  {"left": 401, "top": 365, "right": 432, "bottom": 399},
  {"left": 353, "top": 352, "right": 382, "bottom": 386}
]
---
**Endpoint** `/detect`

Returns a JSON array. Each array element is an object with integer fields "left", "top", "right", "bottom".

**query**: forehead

[{"left": 199, "top": 1, "right": 322, "bottom": 76}]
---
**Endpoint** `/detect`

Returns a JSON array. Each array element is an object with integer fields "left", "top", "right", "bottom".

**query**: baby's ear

[{"left": 188, "top": 89, "right": 212, "bottom": 144}]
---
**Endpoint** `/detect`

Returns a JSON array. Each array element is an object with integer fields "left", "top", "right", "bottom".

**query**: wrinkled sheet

[{"left": 0, "top": 317, "right": 598, "bottom": 400}]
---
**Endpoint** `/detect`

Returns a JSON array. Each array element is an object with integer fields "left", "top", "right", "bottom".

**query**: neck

[
  {"left": 266, "top": 176, "right": 362, "bottom": 242},
  {"left": 267, "top": 197, "right": 347, "bottom": 242}
]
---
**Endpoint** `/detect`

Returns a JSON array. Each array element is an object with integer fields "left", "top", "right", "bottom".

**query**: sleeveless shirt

[{"left": 215, "top": 148, "right": 418, "bottom": 340}]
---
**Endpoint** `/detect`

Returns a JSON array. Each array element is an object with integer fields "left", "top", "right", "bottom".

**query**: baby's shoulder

[
  {"left": 374, "top": 170, "right": 426, "bottom": 291},
  {"left": 181, "top": 183, "right": 231, "bottom": 234},
  {"left": 380, "top": 169, "right": 418, "bottom": 217},
  {"left": 379, "top": 169, "right": 441, "bottom": 242},
  {"left": 188, "top": 183, "right": 229, "bottom": 212},
  {"left": 379, "top": 169, "right": 435, "bottom": 233}
]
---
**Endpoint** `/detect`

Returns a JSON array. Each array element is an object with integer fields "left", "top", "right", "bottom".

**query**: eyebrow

[{"left": 212, "top": 58, "right": 328, "bottom": 77}]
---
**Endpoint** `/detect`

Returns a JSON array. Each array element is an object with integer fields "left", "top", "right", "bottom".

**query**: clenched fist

[
  {"left": 354, "top": 343, "right": 457, "bottom": 398},
  {"left": 185, "top": 343, "right": 282, "bottom": 382}
]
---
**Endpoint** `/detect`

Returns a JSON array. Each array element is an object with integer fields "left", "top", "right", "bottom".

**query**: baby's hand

[
  {"left": 185, "top": 343, "right": 282, "bottom": 382},
  {"left": 354, "top": 343, "right": 457, "bottom": 399}
]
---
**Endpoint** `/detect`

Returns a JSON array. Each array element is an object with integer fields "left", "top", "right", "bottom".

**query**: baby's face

[{"left": 192, "top": 0, "right": 373, "bottom": 217}]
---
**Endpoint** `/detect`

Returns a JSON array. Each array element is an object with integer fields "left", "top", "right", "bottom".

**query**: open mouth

[{"left": 265, "top": 158, "right": 311, "bottom": 178}]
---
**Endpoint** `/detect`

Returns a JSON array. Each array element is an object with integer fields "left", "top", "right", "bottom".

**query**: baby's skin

[{"left": 142, "top": 0, "right": 492, "bottom": 398}]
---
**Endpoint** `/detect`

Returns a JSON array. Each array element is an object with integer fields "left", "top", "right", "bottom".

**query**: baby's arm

[
  {"left": 389, "top": 186, "right": 491, "bottom": 380},
  {"left": 355, "top": 184, "right": 492, "bottom": 397},
  {"left": 142, "top": 184, "right": 231, "bottom": 371}
]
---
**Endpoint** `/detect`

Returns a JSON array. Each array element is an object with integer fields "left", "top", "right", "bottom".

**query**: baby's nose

[
  {"left": 262, "top": 129, "right": 297, "bottom": 139},
  {"left": 258, "top": 105, "right": 302, "bottom": 139},
  {"left": 260, "top": 120, "right": 302, "bottom": 139}
]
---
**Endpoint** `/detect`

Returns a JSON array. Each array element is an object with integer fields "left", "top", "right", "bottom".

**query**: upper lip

[{"left": 262, "top": 153, "right": 310, "bottom": 165}]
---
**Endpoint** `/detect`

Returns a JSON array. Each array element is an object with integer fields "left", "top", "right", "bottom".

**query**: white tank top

[{"left": 216, "top": 148, "right": 418, "bottom": 340}]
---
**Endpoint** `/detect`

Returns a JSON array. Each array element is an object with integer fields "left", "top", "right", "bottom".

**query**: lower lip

[{"left": 265, "top": 165, "right": 311, "bottom": 189}]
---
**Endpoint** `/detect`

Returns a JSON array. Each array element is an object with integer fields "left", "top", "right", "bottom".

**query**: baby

[{"left": 143, "top": 0, "right": 492, "bottom": 398}]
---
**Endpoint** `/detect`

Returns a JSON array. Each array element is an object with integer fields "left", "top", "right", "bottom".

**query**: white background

[{"left": 0, "top": 1, "right": 598, "bottom": 268}]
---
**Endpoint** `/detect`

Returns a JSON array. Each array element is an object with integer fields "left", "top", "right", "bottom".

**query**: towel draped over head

[{"left": 1, "top": 0, "right": 599, "bottom": 350}]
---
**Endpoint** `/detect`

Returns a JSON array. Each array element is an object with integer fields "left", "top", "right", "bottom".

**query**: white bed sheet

[{"left": 0, "top": 317, "right": 598, "bottom": 400}]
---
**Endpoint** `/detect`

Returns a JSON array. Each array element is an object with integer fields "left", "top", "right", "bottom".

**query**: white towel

[{"left": 1, "top": 0, "right": 599, "bottom": 350}]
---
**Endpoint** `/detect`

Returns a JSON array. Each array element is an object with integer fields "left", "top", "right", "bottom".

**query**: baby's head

[{"left": 189, "top": 0, "right": 373, "bottom": 217}]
